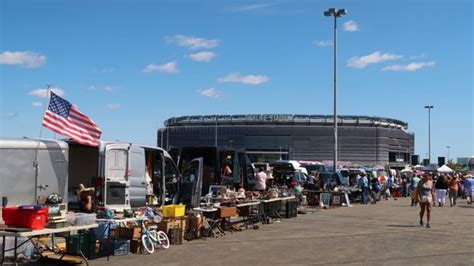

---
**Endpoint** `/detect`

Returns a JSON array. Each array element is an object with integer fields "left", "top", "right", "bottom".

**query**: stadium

[{"left": 157, "top": 114, "right": 415, "bottom": 167}]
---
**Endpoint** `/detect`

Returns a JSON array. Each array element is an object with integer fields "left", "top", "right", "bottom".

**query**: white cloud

[
  {"left": 29, "top": 87, "right": 65, "bottom": 98},
  {"left": 143, "top": 64, "right": 159, "bottom": 73},
  {"left": 189, "top": 51, "right": 216, "bottom": 62},
  {"left": 0, "top": 51, "right": 47, "bottom": 68},
  {"left": 101, "top": 67, "right": 114, "bottom": 73},
  {"left": 200, "top": 88, "right": 222, "bottom": 98},
  {"left": 87, "top": 85, "right": 97, "bottom": 91},
  {"left": 104, "top": 85, "right": 114, "bottom": 92},
  {"left": 106, "top": 103, "right": 121, "bottom": 110},
  {"left": 343, "top": 20, "right": 359, "bottom": 32},
  {"left": 32, "top": 102, "right": 43, "bottom": 107},
  {"left": 314, "top": 40, "right": 332, "bottom": 47},
  {"left": 0, "top": 112, "right": 18, "bottom": 119},
  {"left": 233, "top": 2, "right": 278, "bottom": 12},
  {"left": 218, "top": 72, "right": 269, "bottom": 85},
  {"left": 166, "top": 35, "right": 219, "bottom": 49},
  {"left": 347, "top": 51, "right": 403, "bottom": 69},
  {"left": 382, "top": 61, "right": 436, "bottom": 72},
  {"left": 410, "top": 53, "right": 426, "bottom": 59},
  {"left": 143, "top": 61, "right": 179, "bottom": 74}
]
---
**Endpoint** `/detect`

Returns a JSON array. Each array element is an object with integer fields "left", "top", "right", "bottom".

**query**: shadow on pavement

[
  {"left": 457, "top": 205, "right": 474, "bottom": 209},
  {"left": 386, "top": 224, "right": 421, "bottom": 228}
]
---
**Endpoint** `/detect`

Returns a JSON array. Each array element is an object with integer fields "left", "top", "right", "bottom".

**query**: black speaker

[
  {"left": 411, "top": 155, "right": 419, "bottom": 166},
  {"left": 423, "top": 159, "right": 430, "bottom": 166},
  {"left": 438, "top": 157, "right": 445, "bottom": 166}
]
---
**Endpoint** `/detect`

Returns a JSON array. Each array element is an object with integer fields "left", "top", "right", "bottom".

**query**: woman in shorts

[{"left": 416, "top": 174, "right": 435, "bottom": 228}]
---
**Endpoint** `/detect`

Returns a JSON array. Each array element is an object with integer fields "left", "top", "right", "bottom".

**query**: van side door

[
  {"left": 104, "top": 143, "right": 130, "bottom": 210},
  {"left": 179, "top": 158, "right": 203, "bottom": 208},
  {"left": 128, "top": 145, "right": 147, "bottom": 207}
]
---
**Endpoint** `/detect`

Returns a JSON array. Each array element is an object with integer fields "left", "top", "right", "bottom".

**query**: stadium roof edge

[{"left": 163, "top": 114, "right": 409, "bottom": 129}]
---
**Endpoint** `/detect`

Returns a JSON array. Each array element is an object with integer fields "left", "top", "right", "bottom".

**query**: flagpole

[{"left": 33, "top": 85, "right": 52, "bottom": 203}]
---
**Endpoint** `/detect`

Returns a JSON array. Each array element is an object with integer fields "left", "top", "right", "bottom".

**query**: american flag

[{"left": 42, "top": 91, "right": 102, "bottom": 146}]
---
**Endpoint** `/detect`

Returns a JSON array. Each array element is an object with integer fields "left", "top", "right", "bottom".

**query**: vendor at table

[
  {"left": 255, "top": 167, "right": 267, "bottom": 192},
  {"left": 77, "top": 184, "right": 95, "bottom": 213}
]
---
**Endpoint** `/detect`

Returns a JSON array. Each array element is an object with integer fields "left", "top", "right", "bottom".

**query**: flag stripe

[
  {"left": 67, "top": 112, "right": 102, "bottom": 134},
  {"left": 70, "top": 106, "right": 99, "bottom": 126},
  {"left": 44, "top": 111, "right": 101, "bottom": 139},
  {"left": 45, "top": 116, "right": 99, "bottom": 140},
  {"left": 43, "top": 114, "right": 100, "bottom": 142},
  {"left": 42, "top": 119, "right": 99, "bottom": 146}
]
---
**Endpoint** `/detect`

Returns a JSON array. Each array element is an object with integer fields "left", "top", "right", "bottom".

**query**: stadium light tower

[
  {"left": 324, "top": 8, "right": 347, "bottom": 173},
  {"left": 424, "top": 105, "right": 434, "bottom": 164}
]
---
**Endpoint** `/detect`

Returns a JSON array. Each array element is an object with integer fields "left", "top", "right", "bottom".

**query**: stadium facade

[{"left": 157, "top": 114, "right": 415, "bottom": 167}]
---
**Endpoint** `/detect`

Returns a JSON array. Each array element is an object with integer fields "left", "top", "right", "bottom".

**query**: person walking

[
  {"left": 464, "top": 174, "right": 474, "bottom": 204},
  {"left": 416, "top": 174, "right": 435, "bottom": 228},
  {"left": 448, "top": 175, "right": 459, "bottom": 207},
  {"left": 401, "top": 173, "right": 409, "bottom": 197},
  {"left": 435, "top": 175, "right": 448, "bottom": 207},
  {"left": 358, "top": 173, "right": 369, "bottom": 204},
  {"left": 410, "top": 174, "right": 421, "bottom": 206},
  {"left": 387, "top": 175, "right": 397, "bottom": 200}
]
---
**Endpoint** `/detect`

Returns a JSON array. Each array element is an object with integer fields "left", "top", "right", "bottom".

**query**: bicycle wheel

[
  {"left": 141, "top": 234, "right": 155, "bottom": 254},
  {"left": 157, "top": 231, "right": 170, "bottom": 249}
]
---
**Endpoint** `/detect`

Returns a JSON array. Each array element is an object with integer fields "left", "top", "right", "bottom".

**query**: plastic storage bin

[
  {"left": 2, "top": 207, "right": 19, "bottom": 226},
  {"left": 101, "top": 239, "right": 129, "bottom": 256},
  {"left": 66, "top": 233, "right": 98, "bottom": 258},
  {"left": 17, "top": 207, "right": 48, "bottom": 229},
  {"left": 67, "top": 213, "right": 97, "bottom": 226},
  {"left": 162, "top": 204, "right": 185, "bottom": 218}
]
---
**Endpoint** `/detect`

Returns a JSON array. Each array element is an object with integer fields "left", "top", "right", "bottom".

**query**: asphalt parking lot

[{"left": 94, "top": 197, "right": 474, "bottom": 265}]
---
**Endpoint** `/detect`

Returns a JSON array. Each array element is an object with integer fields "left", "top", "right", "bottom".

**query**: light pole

[
  {"left": 446, "top": 146, "right": 451, "bottom": 163},
  {"left": 325, "top": 8, "right": 347, "bottom": 174},
  {"left": 215, "top": 115, "right": 218, "bottom": 147},
  {"left": 424, "top": 105, "right": 434, "bottom": 164}
]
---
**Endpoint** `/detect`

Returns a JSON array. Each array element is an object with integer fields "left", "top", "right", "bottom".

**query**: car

[{"left": 270, "top": 160, "right": 308, "bottom": 187}]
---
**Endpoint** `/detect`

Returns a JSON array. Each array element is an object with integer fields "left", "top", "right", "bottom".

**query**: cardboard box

[
  {"left": 218, "top": 207, "right": 237, "bottom": 218},
  {"left": 118, "top": 226, "right": 142, "bottom": 240},
  {"left": 157, "top": 217, "right": 186, "bottom": 237}
]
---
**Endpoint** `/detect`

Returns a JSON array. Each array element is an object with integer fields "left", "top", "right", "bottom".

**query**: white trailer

[{"left": 0, "top": 139, "right": 69, "bottom": 207}]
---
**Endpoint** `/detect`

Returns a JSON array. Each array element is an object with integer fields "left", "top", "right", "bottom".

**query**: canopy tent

[
  {"left": 401, "top": 168, "right": 414, "bottom": 173},
  {"left": 373, "top": 164, "right": 385, "bottom": 170},
  {"left": 414, "top": 165, "right": 424, "bottom": 170},
  {"left": 437, "top": 164, "right": 454, "bottom": 173},
  {"left": 420, "top": 165, "right": 437, "bottom": 172}
]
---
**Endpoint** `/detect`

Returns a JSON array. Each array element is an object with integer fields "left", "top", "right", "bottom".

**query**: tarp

[{"left": 437, "top": 164, "right": 454, "bottom": 173}]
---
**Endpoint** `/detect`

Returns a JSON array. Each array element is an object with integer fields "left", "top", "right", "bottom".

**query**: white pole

[{"left": 33, "top": 85, "right": 51, "bottom": 203}]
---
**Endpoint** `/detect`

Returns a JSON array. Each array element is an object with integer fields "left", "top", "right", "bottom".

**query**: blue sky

[{"left": 1, "top": 0, "right": 472, "bottom": 160}]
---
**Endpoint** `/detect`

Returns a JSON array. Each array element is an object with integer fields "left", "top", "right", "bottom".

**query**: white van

[{"left": 67, "top": 140, "right": 203, "bottom": 211}]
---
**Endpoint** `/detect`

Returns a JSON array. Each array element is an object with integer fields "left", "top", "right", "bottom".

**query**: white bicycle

[{"left": 141, "top": 220, "right": 170, "bottom": 254}]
